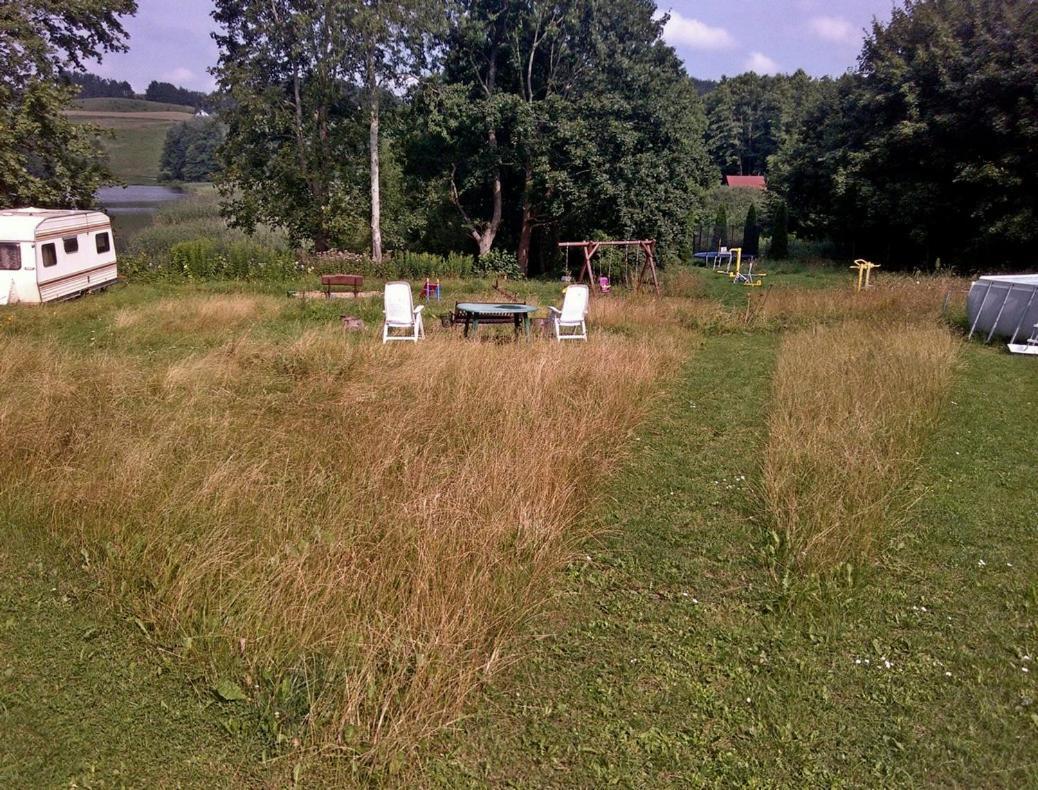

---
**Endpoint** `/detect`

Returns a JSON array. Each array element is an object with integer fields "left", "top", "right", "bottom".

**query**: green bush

[
  {"left": 169, "top": 239, "right": 296, "bottom": 281},
  {"left": 392, "top": 251, "right": 474, "bottom": 279},
  {"left": 475, "top": 249, "right": 522, "bottom": 278},
  {"left": 769, "top": 202, "right": 790, "bottom": 259},
  {"left": 301, "top": 250, "right": 476, "bottom": 280}
]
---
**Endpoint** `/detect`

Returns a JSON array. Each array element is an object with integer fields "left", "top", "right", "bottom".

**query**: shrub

[
  {"left": 743, "top": 204, "right": 760, "bottom": 257},
  {"left": 769, "top": 201, "right": 789, "bottom": 259},
  {"left": 392, "top": 251, "right": 474, "bottom": 279},
  {"left": 169, "top": 239, "right": 295, "bottom": 281},
  {"left": 301, "top": 250, "right": 475, "bottom": 280},
  {"left": 475, "top": 249, "right": 522, "bottom": 279},
  {"left": 712, "top": 204, "right": 729, "bottom": 249}
]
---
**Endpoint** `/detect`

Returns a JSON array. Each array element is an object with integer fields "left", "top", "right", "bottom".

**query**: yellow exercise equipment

[
  {"left": 726, "top": 248, "right": 767, "bottom": 287},
  {"left": 851, "top": 259, "right": 880, "bottom": 291}
]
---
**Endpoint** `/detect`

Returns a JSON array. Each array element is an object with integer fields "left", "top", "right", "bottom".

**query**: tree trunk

[
  {"left": 517, "top": 169, "right": 535, "bottom": 276},
  {"left": 367, "top": 49, "right": 383, "bottom": 264},
  {"left": 478, "top": 145, "right": 503, "bottom": 256}
]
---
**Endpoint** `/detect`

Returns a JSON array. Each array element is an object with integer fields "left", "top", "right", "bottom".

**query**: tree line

[
  {"left": 213, "top": 0, "right": 714, "bottom": 272},
  {"left": 64, "top": 69, "right": 217, "bottom": 111},
  {"left": 2, "top": 0, "right": 1035, "bottom": 271}
]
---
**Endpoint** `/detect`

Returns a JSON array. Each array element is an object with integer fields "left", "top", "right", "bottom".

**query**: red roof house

[{"left": 724, "top": 175, "right": 767, "bottom": 190}]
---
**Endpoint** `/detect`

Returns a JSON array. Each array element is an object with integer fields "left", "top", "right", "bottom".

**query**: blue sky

[{"left": 91, "top": 0, "right": 899, "bottom": 92}]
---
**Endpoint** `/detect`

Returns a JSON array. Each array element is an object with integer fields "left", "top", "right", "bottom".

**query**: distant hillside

[
  {"left": 65, "top": 100, "right": 196, "bottom": 184},
  {"left": 70, "top": 97, "right": 197, "bottom": 114}
]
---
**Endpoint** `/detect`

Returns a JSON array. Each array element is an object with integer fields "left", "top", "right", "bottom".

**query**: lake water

[{"left": 96, "top": 185, "right": 187, "bottom": 249}]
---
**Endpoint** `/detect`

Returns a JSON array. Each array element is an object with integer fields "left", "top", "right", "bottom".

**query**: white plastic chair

[
  {"left": 549, "top": 284, "right": 589, "bottom": 341},
  {"left": 382, "top": 281, "right": 424, "bottom": 343}
]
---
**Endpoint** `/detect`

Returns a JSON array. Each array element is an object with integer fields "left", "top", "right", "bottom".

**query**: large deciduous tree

[
  {"left": 351, "top": 1, "right": 440, "bottom": 262},
  {"left": 423, "top": 0, "right": 714, "bottom": 274},
  {"left": 702, "top": 71, "right": 825, "bottom": 177},
  {"left": 212, "top": 0, "right": 438, "bottom": 255},
  {"left": 772, "top": 0, "right": 1038, "bottom": 268},
  {"left": 0, "top": 0, "right": 137, "bottom": 207},
  {"left": 212, "top": 0, "right": 363, "bottom": 251}
]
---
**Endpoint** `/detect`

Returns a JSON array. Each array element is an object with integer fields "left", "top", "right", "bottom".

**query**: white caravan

[{"left": 0, "top": 208, "right": 118, "bottom": 304}]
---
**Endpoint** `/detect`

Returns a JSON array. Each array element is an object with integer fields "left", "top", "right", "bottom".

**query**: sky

[{"left": 90, "top": 0, "right": 899, "bottom": 93}]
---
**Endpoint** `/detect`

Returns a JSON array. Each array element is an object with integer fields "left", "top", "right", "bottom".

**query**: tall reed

[{"left": 762, "top": 320, "right": 959, "bottom": 573}]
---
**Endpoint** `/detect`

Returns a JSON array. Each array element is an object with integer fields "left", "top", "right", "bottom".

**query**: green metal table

[{"left": 455, "top": 302, "right": 539, "bottom": 340}]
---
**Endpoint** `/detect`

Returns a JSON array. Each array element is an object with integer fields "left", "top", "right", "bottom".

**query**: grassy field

[
  {"left": 65, "top": 98, "right": 195, "bottom": 183},
  {"left": 0, "top": 268, "right": 1034, "bottom": 786},
  {"left": 70, "top": 97, "right": 197, "bottom": 114}
]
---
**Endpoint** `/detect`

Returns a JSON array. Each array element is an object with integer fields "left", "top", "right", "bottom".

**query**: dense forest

[
  {"left": 144, "top": 80, "right": 214, "bottom": 110},
  {"left": 63, "top": 71, "right": 135, "bottom": 99},
  {"left": 3, "top": 0, "right": 1035, "bottom": 271}
]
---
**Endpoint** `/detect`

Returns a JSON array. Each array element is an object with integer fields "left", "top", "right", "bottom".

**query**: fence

[{"left": 690, "top": 222, "right": 756, "bottom": 255}]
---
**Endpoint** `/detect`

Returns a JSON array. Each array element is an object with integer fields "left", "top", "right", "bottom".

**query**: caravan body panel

[{"left": 0, "top": 208, "right": 118, "bottom": 304}]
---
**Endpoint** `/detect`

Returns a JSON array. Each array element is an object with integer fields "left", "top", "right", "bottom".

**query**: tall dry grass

[
  {"left": 0, "top": 321, "right": 679, "bottom": 755},
  {"left": 748, "top": 276, "right": 965, "bottom": 329},
  {"left": 589, "top": 293, "right": 738, "bottom": 335},
  {"left": 762, "top": 320, "right": 959, "bottom": 574}
]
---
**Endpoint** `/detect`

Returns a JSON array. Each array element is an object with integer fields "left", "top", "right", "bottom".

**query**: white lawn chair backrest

[
  {"left": 384, "top": 281, "right": 414, "bottom": 324},
  {"left": 561, "top": 284, "right": 589, "bottom": 323}
]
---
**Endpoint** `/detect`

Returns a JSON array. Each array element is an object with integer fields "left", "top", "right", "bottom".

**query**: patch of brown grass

[
  {"left": 590, "top": 293, "right": 740, "bottom": 335},
  {"left": 748, "top": 276, "right": 965, "bottom": 330},
  {"left": 762, "top": 319, "right": 959, "bottom": 573},
  {"left": 0, "top": 328, "right": 680, "bottom": 756},
  {"left": 112, "top": 293, "right": 279, "bottom": 335}
]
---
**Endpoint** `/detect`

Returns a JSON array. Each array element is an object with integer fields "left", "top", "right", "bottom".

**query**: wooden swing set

[{"left": 558, "top": 239, "right": 661, "bottom": 296}]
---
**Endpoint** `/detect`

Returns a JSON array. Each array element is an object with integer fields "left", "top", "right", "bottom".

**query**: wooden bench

[{"left": 320, "top": 274, "right": 363, "bottom": 298}]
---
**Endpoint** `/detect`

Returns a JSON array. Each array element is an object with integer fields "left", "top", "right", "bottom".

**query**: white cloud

[
  {"left": 744, "top": 52, "right": 781, "bottom": 75},
  {"left": 808, "top": 16, "right": 856, "bottom": 43},
  {"left": 662, "top": 10, "right": 735, "bottom": 51},
  {"left": 162, "top": 67, "right": 196, "bottom": 85}
]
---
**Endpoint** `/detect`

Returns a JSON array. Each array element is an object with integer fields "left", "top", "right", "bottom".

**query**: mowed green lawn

[
  {"left": 0, "top": 279, "right": 1034, "bottom": 787},
  {"left": 65, "top": 99, "right": 195, "bottom": 183},
  {"left": 424, "top": 336, "right": 1038, "bottom": 786}
]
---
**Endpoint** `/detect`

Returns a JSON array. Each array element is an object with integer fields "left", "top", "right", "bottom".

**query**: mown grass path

[
  {"left": 428, "top": 338, "right": 1037, "bottom": 787},
  {"left": 0, "top": 531, "right": 262, "bottom": 787}
]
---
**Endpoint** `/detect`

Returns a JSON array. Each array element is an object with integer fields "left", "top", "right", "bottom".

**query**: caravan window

[
  {"left": 42, "top": 242, "right": 57, "bottom": 267},
  {"left": 95, "top": 232, "right": 111, "bottom": 253},
  {"left": 63, "top": 236, "right": 79, "bottom": 254},
  {"left": 0, "top": 243, "right": 20, "bottom": 270}
]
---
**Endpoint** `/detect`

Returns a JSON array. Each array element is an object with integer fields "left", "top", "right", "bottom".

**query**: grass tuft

[{"left": 762, "top": 319, "right": 960, "bottom": 573}]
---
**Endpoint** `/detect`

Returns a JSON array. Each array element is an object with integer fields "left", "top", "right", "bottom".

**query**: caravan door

[{"left": 0, "top": 242, "right": 25, "bottom": 305}]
